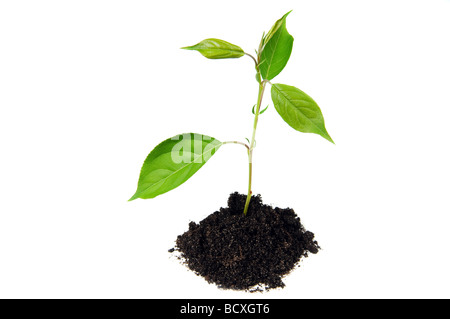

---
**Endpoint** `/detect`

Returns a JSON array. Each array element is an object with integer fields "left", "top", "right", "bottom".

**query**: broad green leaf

[
  {"left": 258, "top": 11, "right": 294, "bottom": 80},
  {"left": 271, "top": 83, "right": 334, "bottom": 143},
  {"left": 181, "top": 38, "right": 244, "bottom": 59},
  {"left": 129, "top": 133, "right": 222, "bottom": 200}
]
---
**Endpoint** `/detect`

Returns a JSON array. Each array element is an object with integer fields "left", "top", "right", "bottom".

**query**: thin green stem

[
  {"left": 222, "top": 140, "right": 250, "bottom": 151},
  {"left": 244, "top": 52, "right": 258, "bottom": 67},
  {"left": 243, "top": 80, "right": 267, "bottom": 215}
]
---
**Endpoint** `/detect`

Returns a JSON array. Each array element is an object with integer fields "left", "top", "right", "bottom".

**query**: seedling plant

[{"left": 130, "top": 11, "right": 333, "bottom": 216}]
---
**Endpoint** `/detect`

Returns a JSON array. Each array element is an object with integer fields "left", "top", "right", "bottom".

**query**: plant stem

[
  {"left": 244, "top": 52, "right": 258, "bottom": 67},
  {"left": 243, "top": 80, "right": 267, "bottom": 215},
  {"left": 222, "top": 141, "right": 250, "bottom": 151}
]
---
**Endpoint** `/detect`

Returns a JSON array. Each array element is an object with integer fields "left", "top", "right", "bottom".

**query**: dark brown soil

[{"left": 170, "top": 193, "right": 320, "bottom": 291}]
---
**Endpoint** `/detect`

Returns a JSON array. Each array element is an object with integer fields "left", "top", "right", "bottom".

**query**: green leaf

[
  {"left": 260, "top": 105, "right": 269, "bottom": 114},
  {"left": 271, "top": 83, "right": 334, "bottom": 143},
  {"left": 258, "top": 11, "right": 294, "bottom": 80},
  {"left": 252, "top": 104, "right": 269, "bottom": 115},
  {"left": 129, "top": 133, "right": 222, "bottom": 201},
  {"left": 181, "top": 38, "right": 245, "bottom": 59}
]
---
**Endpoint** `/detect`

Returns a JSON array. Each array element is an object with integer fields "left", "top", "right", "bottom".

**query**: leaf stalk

[
  {"left": 222, "top": 141, "right": 250, "bottom": 151},
  {"left": 244, "top": 52, "right": 258, "bottom": 67}
]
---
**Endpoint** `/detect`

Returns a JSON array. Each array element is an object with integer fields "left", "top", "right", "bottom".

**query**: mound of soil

[{"left": 170, "top": 193, "right": 320, "bottom": 291}]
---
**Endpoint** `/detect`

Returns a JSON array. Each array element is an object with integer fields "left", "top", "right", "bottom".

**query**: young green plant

[{"left": 129, "top": 11, "right": 334, "bottom": 215}]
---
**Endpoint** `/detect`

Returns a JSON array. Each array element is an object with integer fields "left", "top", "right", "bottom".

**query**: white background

[{"left": 1, "top": 0, "right": 449, "bottom": 299}]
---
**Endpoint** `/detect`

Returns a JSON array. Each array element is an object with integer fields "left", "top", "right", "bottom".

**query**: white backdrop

[{"left": 1, "top": 0, "right": 449, "bottom": 298}]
